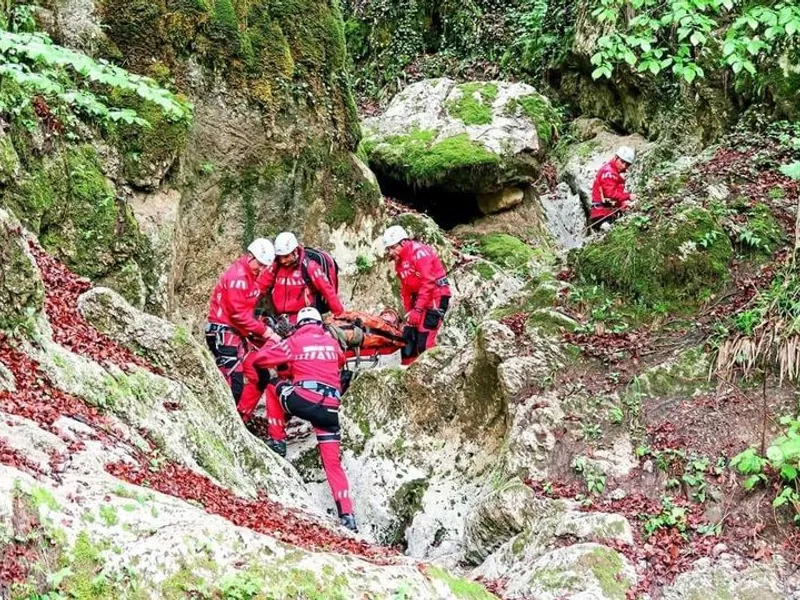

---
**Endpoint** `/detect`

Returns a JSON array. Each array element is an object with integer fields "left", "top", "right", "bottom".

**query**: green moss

[
  {"left": 394, "top": 212, "right": 447, "bottom": 248},
  {"left": 446, "top": 82, "right": 498, "bottom": 126},
  {"left": 292, "top": 446, "right": 324, "bottom": 481},
  {"left": 507, "top": 93, "right": 561, "bottom": 149},
  {"left": 574, "top": 206, "right": 733, "bottom": 310},
  {"left": 476, "top": 233, "right": 536, "bottom": 271},
  {"left": 528, "top": 568, "right": 582, "bottom": 591},
  {"left": 580, "top": 547, "right": 629, "bottom": 599},
  {"left": 14, "top": 145, "right": 146, "bottom": 282},
  {"left": 62, "top": 531, "right": 112, "bottom": 599},
  {"left": 427, "top": 566, "right": 497, "bottom": 600},
  {"left": 161, "top": 560, "right": 213, "bottom": 599},
  {"left": 474, "top": 261, "right": 497, "bottom": 280},
  {"left": 736, "top": 202, "right": 786, "bottom": 255},
  {"left": 0, "top": 214, "right": 44, "bottom": 333},
  {"left": 636, "top": 346, "right": 710, "bottom": 398},
  {"left": 99, "top": 504, "right": 119, "bottom": 527},
  {"left": 0, "top": 134, "right": 19, "bottom": 184},
  {"left": 364, "top": 130, "right": 500, "bottom": 191},
  {"left": 107, "top": 91, "right": 190, "bottom": 185},
  {"left": 511, "top": 528, "right": 531, "bottom": 555},
  {"left": 325, "top": 152, "right": 381, "bottom": 227},
  {"left": 29, "top": 487, "right": 60, "bottom": 512}
]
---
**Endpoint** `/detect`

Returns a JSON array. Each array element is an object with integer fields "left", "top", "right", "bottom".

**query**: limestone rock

[
  {"left": 0, "top": 464, "right": 493, "bottom": 599},
  {"left": 583, "top": 437, "right": 638, "bottom": 480},
  {"left": 503, "top": 543, "right": 636, "bottom": 600},
  {"left": 0, "top": 361, "right": 16, "bottom": 393},
  {"left": 78, "top": 287, "right": 217, "bottom": 394},
  {"left": 70, "top": 287, "right": 310, "bottom": 504},
  {"left": 0, "top": 208, "right": 44, "bottom": 332},
  {"left": 362, "top": 78, "right": 559, "bottom": 195},
  {"left": 463, "top": 479, "right": 561, "bottom": 564},
  {"left": 540, "top": 182, "right": 587, "bottom": 249},
  {"left": 662, "top": 556, "right": 786, "bottom": 599},
  {"left": 502, "top": 392, "right": 566, "bottom": 480},
  {"left": 465, "top": 479, "right": 633, "bottom": 574},
  {"left": 478, "top": 188, "right": 525, "bottom": 215},
  {"left": 440, "top": 259, "right": 523, "bottom": 349},
  {"left": 0, "top": 131, "right": 20, "bottom": 185},
  {"left": 31, "top": 336, "right": 307, "bottom": 505},
  {"left": 498, "top": 356, "right": 549, "bottom": 399},
  {"left": 128, "top": 188, "right": 182, "bottom": 316}
]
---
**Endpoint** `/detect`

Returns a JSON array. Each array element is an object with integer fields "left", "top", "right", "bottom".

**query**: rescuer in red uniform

[{"left": 590, "top": 146, "right": 638, "bottom": 231}]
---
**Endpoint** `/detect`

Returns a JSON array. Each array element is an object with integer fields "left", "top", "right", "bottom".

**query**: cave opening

[{"left": 377, "top": 173, "right": 484, "bottom": 230}]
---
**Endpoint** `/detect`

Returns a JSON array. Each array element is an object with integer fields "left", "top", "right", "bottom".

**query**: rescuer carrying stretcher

[{"left": 204, "top": 226, "right": 452, "bottom": 533}]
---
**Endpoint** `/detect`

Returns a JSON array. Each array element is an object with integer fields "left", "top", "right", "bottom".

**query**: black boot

[
  {"left": 264, "top": 438, "right": 286, "bottom": 458},
  {"left": 339, "top": 514, "right": 358, "bottom": 532}
]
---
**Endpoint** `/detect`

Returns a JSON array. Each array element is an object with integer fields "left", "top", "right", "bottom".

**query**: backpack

[{"left": 301, "top": 247, "right": 340, "bottom": 314}]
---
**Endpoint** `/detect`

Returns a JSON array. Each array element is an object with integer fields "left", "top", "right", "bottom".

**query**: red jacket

[
  {"left": 270, "top": 248, "right": 344, "bottom": 320},
  {"left": 394, "top": 240, "right": 451, "bottom": 313},
  {"left": 251, "top": 323, "right": 345, "bottom": 403},
  {"left": 207, "top": 255, "right": 270, "bottom": 337},
  {"left": 591, "top": 160, "right": 631, "bottom": 219}
]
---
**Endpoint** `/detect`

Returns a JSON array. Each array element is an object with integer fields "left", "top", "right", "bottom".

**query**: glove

[
  {"left": 275, "top": 315, "right": 293, "bottom": 338},
  {"left": 405, "top": 308, "right": 422, "bottom": 328},
  {"left": 263, "top": 326, "right": 282, "bottom": 345},
  {"left": 247, "top": 331, "right": 265, "bottom": 347}
]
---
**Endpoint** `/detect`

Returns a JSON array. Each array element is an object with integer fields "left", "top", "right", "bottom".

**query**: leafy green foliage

[
  {"left": 643, "top": 496, "right": 687, "bottom": 537},
  {"left": 0, "top": 31, "right": 192, "bottom": 130},
  {"left": 732, "top": 417, "right": 800, "bottom": 521},
  {"left": 588, "top": 0, "right": 800, "bottom": 100},
  {"left": 572, "top": 455, "right": 606, "bottom": 495}
]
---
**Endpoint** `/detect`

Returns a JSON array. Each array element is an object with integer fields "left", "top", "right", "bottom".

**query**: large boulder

[
  {"left": 500, "top": 543, "right": 636, "bottom": 600},
  {"left": 661, "top": 556, "right": 786, "bottom": 599},
  {"left": 361, "top": 78, "right": 560, "bottom": 200},
  {"left": 0, "top": 464, "right": 496, "bottom": 599},
  {"left": 465, "top": 479, "right": 633, "bottom": 569}
]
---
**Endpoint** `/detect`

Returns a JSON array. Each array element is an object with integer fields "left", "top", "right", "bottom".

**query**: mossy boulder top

[{"left": 360, "top": 78, "right": 560, "bottom": 194}]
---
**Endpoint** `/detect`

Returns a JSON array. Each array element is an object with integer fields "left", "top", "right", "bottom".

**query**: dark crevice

[{"left": 376, "top": 173, "right": 483, "bottom": 230}]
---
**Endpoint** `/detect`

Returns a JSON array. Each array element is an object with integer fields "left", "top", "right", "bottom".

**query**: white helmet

[
  {"left": 297, "top": 306, "right": 322, "bottom": 325},
  {"left": 382, "top": 225, "right": 409, "bottom": 249},
  {"left": 616, "top": 146, "right": 636, "bottom": 165},
  {"left": 275, "top": 231, "right": 299, "bottom": 256},
  {"left": 247, "top": 238, "right": 275, "bottom": 266}
]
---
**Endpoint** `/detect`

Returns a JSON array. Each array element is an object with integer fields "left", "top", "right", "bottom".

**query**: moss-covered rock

[
  {"left": 107, "top": 92, "right": 191, "bottom": 190},
  {"left": 661, "top": 557, "right": 785, "bottom": 600},
  {"left": 364, "top": 129, "right": 500, "bottom": 191},
  {"left": 0, "top": 208, "right": 44, "bottom": 333},
  {"left": 446, "top": 82, "right": 499, "bottom": 126},
  {"left": 361, "top": 78, "right": 558, "bottom": 196},
  {"left": 573, "top": 205, "right": 733, "bottom": 310},
  {"left": 4, "top": 143, "right": 148, "bottom": 283},
  {"left": 0, "top": 132, "right": 20, "bottom": 185},
  {"left": 509, "top": 543, "right": 636, "bottom": 599}
]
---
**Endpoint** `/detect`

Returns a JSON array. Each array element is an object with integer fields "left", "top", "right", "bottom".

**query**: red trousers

[{"left": 238, "top": 367, "right": 353, "bottom": 517}]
